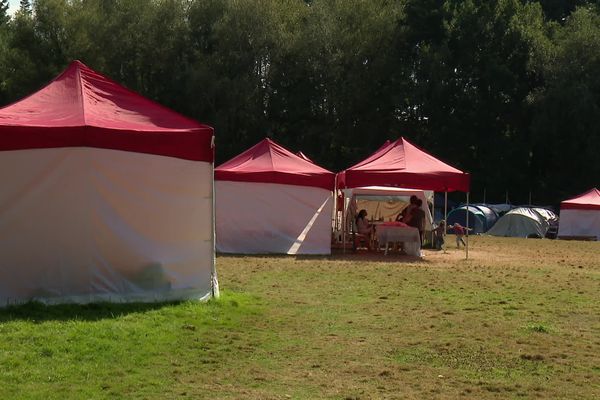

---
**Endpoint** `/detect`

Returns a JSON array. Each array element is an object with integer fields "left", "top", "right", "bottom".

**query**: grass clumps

[
  {"left": 526, "top": 323, "right": 552, "bottom": 334},
  {"left": 0, "top": 236, "right": 599, "bottom": 399}
]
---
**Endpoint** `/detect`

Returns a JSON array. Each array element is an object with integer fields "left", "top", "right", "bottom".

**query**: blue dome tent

[{"left": 446, "top": 205, "right": 499, "bottom": 234}]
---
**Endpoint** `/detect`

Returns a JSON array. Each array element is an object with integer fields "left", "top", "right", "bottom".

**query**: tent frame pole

[
  {"left": 210, "top": 155, "right": 219, "bottom": 298},
  {"left": 444, "top": 191, "right": 448, "bottom": 236},
  {"left": 466, "top": 192, "right": 470, "bottom": 260},
  {"left": 431, "top": 193, "right": 435, "bottom": 247},
  {"left": 342, "top": 187, "right": 346, "bottom": 255}
]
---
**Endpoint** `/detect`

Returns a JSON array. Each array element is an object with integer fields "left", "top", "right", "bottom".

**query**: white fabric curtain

[
  {"left": 216, "top": 181, "right": 332, "bottom": 254},
  {"left": 0, "top": 147, "right": 215, "bottom": 305}
]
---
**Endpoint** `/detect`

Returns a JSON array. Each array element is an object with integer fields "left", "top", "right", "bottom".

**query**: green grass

[{"left": 1, "top": 236, "right": 599, "bottom": 399}]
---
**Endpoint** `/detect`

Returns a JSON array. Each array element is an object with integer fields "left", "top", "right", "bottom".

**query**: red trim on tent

[
  {"left": 216, "top": 138, "right": 335, "bottom": 190},
  {"left": 0, "top": 60, "right": 214, "bottom": 162},
  {"left": 561, "top": 188, "right": 600, "bottom": 210},
  {"left": 338, "top": 137, "right": 470, "bottom": 192}
]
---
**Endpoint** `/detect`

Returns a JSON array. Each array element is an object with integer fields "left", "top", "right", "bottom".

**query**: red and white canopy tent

[
  {"left": 215, "top": 138, "right": 335, "bottom": 254},
  {"left": 0, "top": 60, "right": 217, "bottom": 305},
  {"left": 558, "top": 188, "right": 600, "bottom": 240},
  {"left": 337, "top": 137, "right": 471, "bottom": 254}
]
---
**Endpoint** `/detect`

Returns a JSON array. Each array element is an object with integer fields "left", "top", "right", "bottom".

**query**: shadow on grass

[
  {"left": 217, "top": 251, "right": 429, "bottom": 264},
  {"left": 0, "top": 300, "right": 184, "bottom": 323},
  {"left": 327, "top": 252, "right": 429, "bottom": 264}
]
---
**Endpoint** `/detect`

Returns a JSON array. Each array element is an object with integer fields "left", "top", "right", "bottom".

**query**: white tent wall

[
  {"left": 216, "top": 181, "right": 333, "bottom": 254},
  {"left": 0, "top": 148, "right": 215, "bottom": 305},
  {"left": 558, "top": 209, "right": 600, "bottom": 239}
]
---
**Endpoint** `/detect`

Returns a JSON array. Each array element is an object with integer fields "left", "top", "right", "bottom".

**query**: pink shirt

[{"left": 454, "top": 225, "right": 465, "bottom": 235}]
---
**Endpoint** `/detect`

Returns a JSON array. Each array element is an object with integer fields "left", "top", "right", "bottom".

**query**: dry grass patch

[{"left": 210, "top": 236, "right": 599, "bottom": 399}]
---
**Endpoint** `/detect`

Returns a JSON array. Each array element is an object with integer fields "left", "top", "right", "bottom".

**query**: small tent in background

[
  {"left": 558, "top": 188, "right": 600, "bottom": 240},
  {"left": 446, "top": 205, "right": 498, "bottom": 234},
  {"left": 531, "top": 207, "right": 558, "bottom": 225},
  {"left": 215, "top": 138, "right": 335, "bottom": 254},
  {"left": 487, "top": 207, "right": 552, "bottom": 238},
  {"left": 486, "top": 204, "right": 514, "bottom": 217},
  {"left": 474, "top": 205, "right": 500, "bottom": 231},
  {"left": 0, "top": 61, "right": 217, "bottom": 305}
]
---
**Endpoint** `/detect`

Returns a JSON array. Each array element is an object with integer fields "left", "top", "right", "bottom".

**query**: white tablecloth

[{"left": 376, "top": 225, "right": 422, "bottom": 256}]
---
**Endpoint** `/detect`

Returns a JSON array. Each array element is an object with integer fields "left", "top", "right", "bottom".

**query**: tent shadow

[
  {"left": 217, "top": 252, "right": 429, "bottom": 263},
  {"left": 326, "top": 252, "right": 429, "bottom": 264},
  {"left": 0, "top": 300, "right": 181, "bottom": 323},
  {"left": 292, "top": 248, "right": 429, "bottom": 263}
]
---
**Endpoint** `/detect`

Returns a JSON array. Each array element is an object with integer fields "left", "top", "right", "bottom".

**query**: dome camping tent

[
  {"left": 215, "top": 138, "right": 335, "bottom": 254},
  {"left": 0, "top": 61, "right": 217, "bottom": 305},
  {"left": 447, "top": 206, "right": 486, "bottom": 233},
  {"left": 475, "top": 205, "right": 500, "bottom": 231},
  {"left": 487, "top": 207, "right": 551, "bottom": 238},
  {"left": 446, "top": 205, "right": 498, "bottom": 234},
  {"left": 557, "top": 188, "right": 600, "bottom": 240}
]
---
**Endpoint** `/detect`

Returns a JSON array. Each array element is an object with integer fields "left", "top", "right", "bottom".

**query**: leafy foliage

[{"left": 0, "top": 0, "right": 598, "bottom": 205}]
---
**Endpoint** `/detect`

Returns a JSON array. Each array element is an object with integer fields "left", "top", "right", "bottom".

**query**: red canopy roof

[
  {"left": 0, "top": 60, "right": 213, "bottom": 162},
  {"left": 561, "top": 188, "right": 600, "bottom": 210},
  {"left": 338, "top": 137, "right": 470, "bottom": 192},
  {"left": 216, "top": 138, "right": 335, "bottom": 190}
]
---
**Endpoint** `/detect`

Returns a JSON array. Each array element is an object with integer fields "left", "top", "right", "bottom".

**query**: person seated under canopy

[{"left": 355, "top": 209, "right": 376, "bottom": 250}]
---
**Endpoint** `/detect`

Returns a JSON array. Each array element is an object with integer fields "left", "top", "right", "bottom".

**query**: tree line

[{"left": 1, "top": 0, "right": 599, "bottom": 207}]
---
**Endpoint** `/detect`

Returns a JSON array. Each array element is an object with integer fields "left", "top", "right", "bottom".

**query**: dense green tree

[
  {"left": 529, "top": 6, "right": 600, "bottom": 201},
  {"left": 19, "top": 0, "right": 31, "bottom": 14},
  {"left": 402, "top": 0, "right": 548, "bottom": 203},
  {"left": 0, "top": 1, "right": 11, "bottom": 104},
  {"left": 0, "top": 0, "right": 597, "bottom": 206},
  {"left": 4, "top": 3, "right": 54, "bottom": 101},
  {"left": 267, "top": 0, "right": 405, "bottom": 168},
  {"left": 528, "top": 0, "right": 590, "bottom": 21},
  {"left": 186, "top": 0, "right": 276, "bottom": 161},
  {"left": 0, "top": 0, "right": 9, "bottom": 26}
]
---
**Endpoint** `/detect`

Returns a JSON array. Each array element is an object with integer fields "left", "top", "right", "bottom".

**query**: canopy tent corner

[
  {"left": 0, "top": 60, "right": 217, "bottom": 305},
  {"left": 557, "top": 188, "right": 600, "bottom": 240},
  {"left": 335, "top": 137, "right": 470, "bottom": 255},
  {"left": 215, "top": 138, "right": 335, "bottom": 255}
]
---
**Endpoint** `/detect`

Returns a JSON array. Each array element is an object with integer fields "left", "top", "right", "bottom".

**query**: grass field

[{"left": 1, "top": 236, "right": 599, "bottom": 399}]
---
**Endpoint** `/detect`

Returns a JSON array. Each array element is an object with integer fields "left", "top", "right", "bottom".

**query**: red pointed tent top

[
  {"left": 216, "top": 138, "right": 335, "bottom": 190},
  {"left": 561, "top": 188, "right": 600, "bottom": 210},
  {"left": 338, "top": 137, "right": 470, "bottom": 192},
  {"left": 0, "top": 60, "right": 213, "bottom": 161}
]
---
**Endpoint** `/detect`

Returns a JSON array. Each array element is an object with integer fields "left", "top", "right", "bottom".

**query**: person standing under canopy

[{"left": 407, "top": 199, "right": 426, "bottom": 246}]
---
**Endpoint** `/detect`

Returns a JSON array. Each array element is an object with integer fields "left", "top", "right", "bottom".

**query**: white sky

[{"left": 7, "top": 0, "right": 19, "bottom": 16}]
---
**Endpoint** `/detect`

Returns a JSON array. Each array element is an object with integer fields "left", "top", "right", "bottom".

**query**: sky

[{"left": 7, "top": 0, "right": 19, "bottom": 16}]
